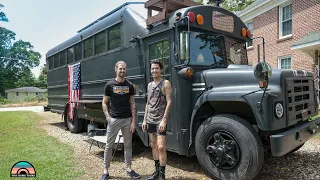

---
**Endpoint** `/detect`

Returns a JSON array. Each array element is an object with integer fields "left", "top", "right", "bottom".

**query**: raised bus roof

[{"left": 46, "top": 2, "right": 147, "bottom": 58}]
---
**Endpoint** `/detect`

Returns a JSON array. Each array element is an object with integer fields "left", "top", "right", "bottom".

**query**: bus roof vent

[{"left": 145, "top": 0, "right": 200, "bottom": 26}]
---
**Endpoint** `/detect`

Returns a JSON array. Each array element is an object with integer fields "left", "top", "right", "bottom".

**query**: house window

[
  {"left": 246, "top": 22, "right": 253, "bottom": 48},
  {"left": 16, "top": 92, "right": 19, "bottom": 96},
  {"left": 36, "top": 92, "right": 39, "bottom": 95},
  {"left": 108, "top": 24, "right": 121, "bottom": 50},
  {"left": 278, "top": 56, "right": 292, "bottom": 69},
  {"left": 279, "top": 3, "right": 292, "bottom": 38}
]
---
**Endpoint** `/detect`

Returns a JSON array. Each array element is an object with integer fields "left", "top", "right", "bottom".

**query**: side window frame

[
  {"left": 148, "top": 38, "right": 170, "bottom": 80},
  {"left": 279, "top": 1, "right": 292, "bottom": 39},
  {"left": 278, "top": 55, "right": 292, "bottom": 69},
  {"left": 108, "top": 23, "right": 122, "bottom": 51}
]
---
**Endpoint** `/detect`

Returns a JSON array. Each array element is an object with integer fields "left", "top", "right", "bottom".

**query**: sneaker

[
  {"left": 127, "top": 170, "right": 141, "bottom": 179},
  {"left": 100, "top": 173, "right": 109, "bottom": 180}
]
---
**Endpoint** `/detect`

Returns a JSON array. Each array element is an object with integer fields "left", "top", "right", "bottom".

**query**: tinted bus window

[
  {"left": 49, "top": 56, "right": 54, "bottom": 70},
  {"left": 84, "top": 37, "right": 93, "bottom": 58},
  {"left": 75, "top": 42, "right": 82, "bottom": 61},
  {"left": 95, "top": 31, "right": 105, "bottom": 54},
  {"left": 54, "top": 54, "right": 60, "bottom": 68},
  {"left": 60, "top": 50, "right": 67, "bottom": 66},
  {"left": 67, "top": 47, "right": 74, "bottom": 64},
  {"left": 108, "top": 24, "right": 121, "bottom": 50}
]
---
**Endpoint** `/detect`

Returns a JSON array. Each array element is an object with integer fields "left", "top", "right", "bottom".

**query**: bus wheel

[
  {"left": 67, "top": 108, "right": 84, "bottom": 133},
  {"left": 195, "top": 114, "right": 264, "bottom": 180}
]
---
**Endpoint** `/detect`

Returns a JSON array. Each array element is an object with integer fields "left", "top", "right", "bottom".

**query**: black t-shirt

[{"left": 104, "top": 79, "right": 135, "bottom": 118}]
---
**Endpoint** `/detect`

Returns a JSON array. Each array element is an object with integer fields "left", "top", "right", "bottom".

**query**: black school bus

[{"left": 45, "top": 2, "right": 320, "bottom": 179}]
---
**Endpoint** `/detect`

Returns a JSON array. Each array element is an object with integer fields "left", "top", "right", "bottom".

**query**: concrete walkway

[{"left": 0, "top": 106, "right": 44, "bottom": 112}]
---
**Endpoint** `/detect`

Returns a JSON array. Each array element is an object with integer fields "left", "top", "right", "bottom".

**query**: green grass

[{"left": 0, "top": 112, "right": 82, "bottom": 180}]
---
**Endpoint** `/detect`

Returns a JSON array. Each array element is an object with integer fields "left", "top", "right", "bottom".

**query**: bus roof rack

[
  {"left": 145, "top": 0, "right": 200, "bottom": 26},
  {"left": 77, "top": 2, "right": 145, "bottom": 33}
]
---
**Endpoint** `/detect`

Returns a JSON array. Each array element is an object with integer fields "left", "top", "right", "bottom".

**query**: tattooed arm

[
  {"left": 130, "top": 95, "right": 137, "bottom": 133},
  {"left": 102, "top": 96, "right": 110, "bottom": 121},
  {"left": 162, "top": 80, "right": 172, "bottom": 124}
]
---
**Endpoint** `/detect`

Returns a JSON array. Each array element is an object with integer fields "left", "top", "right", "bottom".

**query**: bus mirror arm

[{"left": 251, "top": 37, "right": 265, "bottom": 63}]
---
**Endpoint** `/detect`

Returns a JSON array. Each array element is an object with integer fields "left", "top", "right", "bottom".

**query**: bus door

[{"left": 140, "top": 31, "right": 179, "bottom": 152}]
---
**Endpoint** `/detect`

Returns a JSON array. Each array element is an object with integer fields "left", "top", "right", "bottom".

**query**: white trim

[
  {"left": 291, "top": 40, "right": 320, "bottom": 50},
  {"left": 192, "top": 88, "right": 206, "bottom": 91},
  {"left": 192, "top": 83, "right": 206, "bottom": 86},
  {"left": 279, "top": 1, "right": 293, "bottom": 39},
  {"left": 278, "top": 55, "right": 292, "bottom": 69},
  {"left": 239, "top": 0, "right": 291, "bottom": 23}
]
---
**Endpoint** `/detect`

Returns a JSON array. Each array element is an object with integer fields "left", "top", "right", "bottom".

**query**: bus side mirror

[{"left": 254, "top": 62, "right": 272, "bottom": 88}]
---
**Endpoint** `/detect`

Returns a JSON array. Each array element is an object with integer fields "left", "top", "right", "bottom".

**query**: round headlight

[{"left": 275, "top": 103, "right": 284, "bottom": 118}]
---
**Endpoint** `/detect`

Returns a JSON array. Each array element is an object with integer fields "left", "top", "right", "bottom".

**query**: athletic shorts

[{"left": 147, "top": 123, "right": 166, "bottom": 136}]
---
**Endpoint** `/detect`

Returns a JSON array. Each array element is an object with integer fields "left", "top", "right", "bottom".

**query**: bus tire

[
  {"left": 195, "top": 114, "right": 264, "bottom": 180},
  {"left": 67, "top": 108, "right": 84, "bottom": 133}
]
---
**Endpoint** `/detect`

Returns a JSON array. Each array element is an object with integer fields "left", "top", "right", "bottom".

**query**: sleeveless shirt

[{"left": 147, "top": 79, "right": 167, "bottom": 124}]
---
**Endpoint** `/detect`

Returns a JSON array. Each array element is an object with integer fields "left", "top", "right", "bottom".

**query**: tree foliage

[
  {"left": 0, "top": 27, "right": 42, "bottom": 96},
  {"left": 36, "top": 65, "right": 47, "bottom": 88},
  {"left": 220, "top": 0, "right": 255, "bottom": 13},
  {"left": 194, "top": 0, "right": 255, "bottom": 13},
  {"left": 0, "top": 4, "right": 9, "bottom": 22}
]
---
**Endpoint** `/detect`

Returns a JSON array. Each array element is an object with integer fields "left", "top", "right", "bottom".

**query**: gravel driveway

[{"left": 39, "top": 112, "right": 320, "bottom": 180}]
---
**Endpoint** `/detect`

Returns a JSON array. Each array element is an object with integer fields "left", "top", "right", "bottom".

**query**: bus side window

[
  {"left": 48, "top": 56, "right": 54, "bottom": 70},
  {"left": 149, "top": 39, "right": 170, "bottom": 79},
  {"left": 67, "top": 47, "right": 74, "bottom": 64},
  {"left": 84, "top": 37, "right": 93, "bottom": 58},
  {"left": 108, "top": 24, "right": 121, "bottom": 50},
  {"left": 60, "top": 50, "right": 67, "bottom": 67},
  {"left": 75, "top": 42, "right": 82, "bottom": 61},
  {"left": 95, "top": 30, "right": 105, "bottom": 54},
  {"left": 54, "top": 54, "right": 60, "bottom": 68}
]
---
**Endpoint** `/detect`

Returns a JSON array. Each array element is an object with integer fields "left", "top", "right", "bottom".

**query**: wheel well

[{"left": 189, "top": 101, "right": 257, "bottom": 155}]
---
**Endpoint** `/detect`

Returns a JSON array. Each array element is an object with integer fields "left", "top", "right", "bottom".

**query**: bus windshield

[{"left": 180, "top": 31, "right": 248, "bottom": 67}]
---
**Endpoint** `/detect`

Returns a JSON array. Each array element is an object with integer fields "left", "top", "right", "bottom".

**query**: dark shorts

[{"left": 147, "top": 123, "right": 166, "bottom": 136}]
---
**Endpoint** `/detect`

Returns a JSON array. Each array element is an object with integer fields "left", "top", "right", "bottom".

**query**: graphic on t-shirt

[{"left": 113, "top": 86, "right": 129, "bottom": 94}]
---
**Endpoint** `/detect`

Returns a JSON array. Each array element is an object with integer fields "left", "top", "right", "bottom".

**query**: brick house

[{"left": 237, "top": 0, "right": 320, "bottom": 94}]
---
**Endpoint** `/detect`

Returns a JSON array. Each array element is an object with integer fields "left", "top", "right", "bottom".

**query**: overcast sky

[{"left": 0, "top": 0, "right": 147, "bottom": 77}]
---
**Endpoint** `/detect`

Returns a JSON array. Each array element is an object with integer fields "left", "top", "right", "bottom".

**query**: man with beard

[
  {"left": 142, "top": 60, "right": 172, "bottom": 180},
  {"left": 100, "top": 61, "right": 141, "bottom": 180}
]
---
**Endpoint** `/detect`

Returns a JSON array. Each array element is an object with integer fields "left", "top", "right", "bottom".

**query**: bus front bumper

[{"left": 270, "top": 117, "right": 320, "bottom": 157}]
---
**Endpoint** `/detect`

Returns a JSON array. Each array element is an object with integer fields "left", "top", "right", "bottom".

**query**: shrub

[{"left": 0, "top": 97, "right": 9, "bottom": 104}]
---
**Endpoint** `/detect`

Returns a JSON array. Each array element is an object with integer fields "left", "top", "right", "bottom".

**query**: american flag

[{"left": 68, "top": 62, "right": 81, "bottom": 120}]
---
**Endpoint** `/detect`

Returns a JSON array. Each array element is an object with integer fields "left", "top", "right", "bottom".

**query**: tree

[
  {"left": 219, "top": 0, "right": 255, "bottom": 13},
  {"left": 0, "top": 27, "right": 41, "bottom": 96},
  {"left": 0, "top": 4, "right": 9, "bottom": 22},
  {"left": 195, "top": 0, "right": 255, "bottom": 13},
  {"left": 193, "top": 0, "right": 204, "bottom": 3},
  {"left": 36, "top": 65, "right": 47, "bottom": 88}
]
